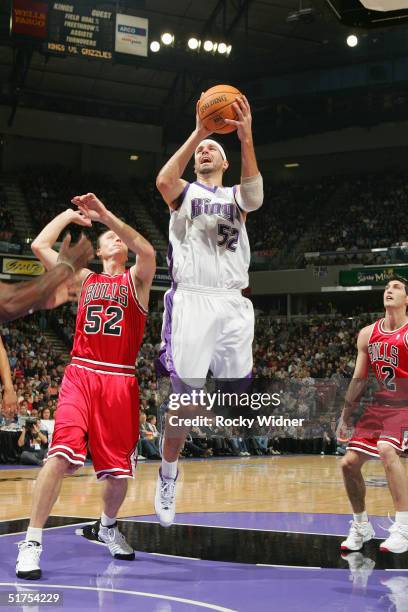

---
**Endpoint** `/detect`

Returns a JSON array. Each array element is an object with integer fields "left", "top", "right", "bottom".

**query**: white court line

[
  {"left": 73, "top": 534, "right": 201, "bottom": 559},
  {"left": 151, "top": 552, "right": 201, "bottom": 561},
  {"left": 0, "top": 583, "right": 236, "bottom": 612},
  {"left": 124, "top": 518, "right": 360, "bottom": 538},
  {"left": 3, "top": 515, "right": 349, "bottom": 538},
  {"left": 0, "top": 515, "right": 383, "bottom": 543},
  {"left": 385, "top": 568, "right": 408, "bottom": 572},
  {"left": 257, "top": 564, "right": 321, "bottom": 569},
  {"left": 0, "top": 521, "right": 92, "bottom": 539}
]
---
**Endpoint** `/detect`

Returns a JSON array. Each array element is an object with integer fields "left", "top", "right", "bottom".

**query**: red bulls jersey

[
  {"left": 71, "top": 269, "right": 147, "bottom": 375},
  {"left": 368, "top": 318, "right": 408, "bottom": 402}
]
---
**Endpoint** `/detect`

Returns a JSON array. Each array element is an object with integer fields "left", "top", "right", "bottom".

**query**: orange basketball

[{"left": 198, "top": 84, "right": 242, "bottom": 134}]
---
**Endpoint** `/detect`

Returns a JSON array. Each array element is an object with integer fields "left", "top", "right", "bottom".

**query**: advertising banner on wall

[
  {"left": 115, "top": 14, "right": 148, "bottom": 57},
  {"left": 3, "top": 258, "right": 45, "bottom": 276},
  {"left": 339, "top": 267, "right": 408, "bottom": 286}
]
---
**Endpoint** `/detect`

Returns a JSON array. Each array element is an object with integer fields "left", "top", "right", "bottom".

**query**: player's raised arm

[
  {"left": 31, "top": 209, "right": 92, "bottom": 273},
  {"left": 225, "top": 95, "right": 263, "bottom": 214},
  {"left": 156, "top": 98, "right": 213, "bottom": 209}
]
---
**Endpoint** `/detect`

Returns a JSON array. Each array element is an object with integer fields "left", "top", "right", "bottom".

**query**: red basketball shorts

[
  {"left": 347, "top": 404, "right": 408, "bottom": 458},
  {"left": 47, "top": 364, "right": 140, "bottom": 479}
]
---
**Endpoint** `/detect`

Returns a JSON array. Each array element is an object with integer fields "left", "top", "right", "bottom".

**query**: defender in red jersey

[
  {"left": 16, "top": 194, "right": 155, "bottom": 580},
  {"left": 338, "top": 277, "right": 408, "bottom": 554}
]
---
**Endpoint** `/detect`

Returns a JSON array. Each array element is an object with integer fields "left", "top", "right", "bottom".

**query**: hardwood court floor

[{"left": 0, "top": 455, "right": 403, "bottom": 521}]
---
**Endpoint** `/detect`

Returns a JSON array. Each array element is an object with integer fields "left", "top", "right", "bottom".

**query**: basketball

[{"left": 198, "top": 84, "right": 242, "bottom": 134}]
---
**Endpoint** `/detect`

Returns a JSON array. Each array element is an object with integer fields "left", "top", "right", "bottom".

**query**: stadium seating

[{"left": 16, "top": 166, "right": 408, "bottom": 269}]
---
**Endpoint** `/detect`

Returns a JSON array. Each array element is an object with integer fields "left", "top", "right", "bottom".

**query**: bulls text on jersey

[
  {"left": 368, "top": 342, "right": 399, "bottom": 368},
  {"left": 83, "top": 282, "right": 129, "bottom": 308}
]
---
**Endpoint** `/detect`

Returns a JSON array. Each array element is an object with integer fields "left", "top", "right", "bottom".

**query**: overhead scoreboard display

[
  {"left": 47, "top": 2, "right": 114, "bottom": 59},
  {"left": 11, "top": 1, "right": 148, "bottom": 60}
]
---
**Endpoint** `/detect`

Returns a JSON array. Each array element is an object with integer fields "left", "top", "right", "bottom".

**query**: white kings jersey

[{"left": 168, "top": 181, "right": 250, "bottom": 289}]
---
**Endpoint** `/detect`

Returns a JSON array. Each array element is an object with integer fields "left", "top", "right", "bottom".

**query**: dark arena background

[{"left": 1, "top": 0, "right": 408, "bottom": 610}]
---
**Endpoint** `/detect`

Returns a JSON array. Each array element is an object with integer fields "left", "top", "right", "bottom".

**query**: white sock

[
  {"left": 353, "top": 511, "right": 369, "bottom": 523},
  {"left": 100, "top": 512, "right": 116, "bottom": 527},
  {"left": 161, "top": 458, "right": 178, "bottom": 479},
  {"left": 26, "top": 527, "right": 42, "bottom": 544},
  {"left": 395, "top": 511, "right": 408, "bottom": 525}
]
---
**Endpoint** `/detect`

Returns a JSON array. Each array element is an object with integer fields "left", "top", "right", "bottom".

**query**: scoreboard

[
  {"left": 47, "top": 2, "right": 114, "bottom": 60},
  {"left": 11, "top": 0, "right": 148, "bottom": 60}
]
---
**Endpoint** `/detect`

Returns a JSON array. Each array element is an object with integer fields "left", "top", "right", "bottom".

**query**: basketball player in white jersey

[{"left": 155, "top": 94, "right": 263, "bottom": 525}]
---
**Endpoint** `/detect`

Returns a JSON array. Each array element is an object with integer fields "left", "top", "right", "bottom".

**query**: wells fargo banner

[
  {"left": 339, "top": 266, "right": 408, "bottom": 287},
  {"left": 12, "top": 0, "right": 48, "bottom": 39},
  {"left": 3, "top": 258, "right": 45, "bottom": 276}
]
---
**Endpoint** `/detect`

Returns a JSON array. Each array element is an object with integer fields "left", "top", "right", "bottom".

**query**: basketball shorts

[
  {"left": 347, "top": 404, "right": 408, "bottom": 458},
  {"left": 47, "top": 364, "right": 140, "bottom": 479},
  {"left": 156, "top": 284, "right": 254, "bottom": 389}
]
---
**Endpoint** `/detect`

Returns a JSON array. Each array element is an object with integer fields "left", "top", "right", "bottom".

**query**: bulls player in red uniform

[
  {"left": 338, "top": 276, "right": 408, "bottom": 554},
  {"left": 16, "top": 194, "right": 155, "bottom": 580}
]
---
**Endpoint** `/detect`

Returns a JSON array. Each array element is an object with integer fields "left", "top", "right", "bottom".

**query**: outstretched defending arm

[
  {"left": 156, "top": 99, "right": 212, "bottom": 208},
  {"left": 0, "top": 234, "right": 93, "bottom": 323}
]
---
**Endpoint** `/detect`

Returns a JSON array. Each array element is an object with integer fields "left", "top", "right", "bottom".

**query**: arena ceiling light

[
  {"left": 203, "top": 40, "right": 214, "bottom": 52},
  {"left": 217, "top": 42, "right": 227, "bottom": 54},
  {"left": 187, "top": 37, "right": 200, "bottom": 50},
  {"left": 347, "top": 34, "right": 359, "bottom": 47},
  {"left": 129, "top": 155, "right": 139, "bottom": 161},
  {"left": 150, "top": 41, "right": 160, "bottom": 53},
  {"left": 161, "top": 32, "right": 174, "bottom": 46},
  {"left": 285, "top": 163, "right": 300, "bottom": 168}
]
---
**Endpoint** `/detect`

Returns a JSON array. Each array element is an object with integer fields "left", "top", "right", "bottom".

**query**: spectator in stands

[
  {"left": 183, "top": 433, "right": 213, "bottom": 458},
  {"left": 18, "top": 418, "right": 48, "bottom": 466},
  {"left": 145, "top": 415, "right": 159, "bottom": 440},
  {"left": 139, "top": 412, "right": 161, "bottom": 459},
  {"left": 227, "top": 428, "right": 250, "bottom": 456},
  {"left": 39, "top": 407, "right": 54, "bottom": 440}
]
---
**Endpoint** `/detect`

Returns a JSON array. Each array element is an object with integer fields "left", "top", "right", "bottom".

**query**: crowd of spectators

[
  {"left": 246, "top": 171, "right": 408, "bottom": 268},
  {"left": 302, "top": 173, "right": 408, "bottom": 253},
  {"left": 0, "top": 312, "right": 64, "bottom": 418},
  {"left": 20, "top": 168, "right": 124, "bottom": 246},
  {"left": 20, "top": 167, "right": 167, "bottom": 265},
  {"left": 0, "top": 312, "right": 65, "bottom": 464},
  {"left": 18, "top": 166, "right": 408, "bottom": 271},
  {"left": 3, "top": 162, "right": 402, "bottom": 463},
  {"left": 0, "top": 301, "right": 375, "bottom": 464},
  {"left": 0, "top": 186, "right": 19, "bottom": 245}
]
